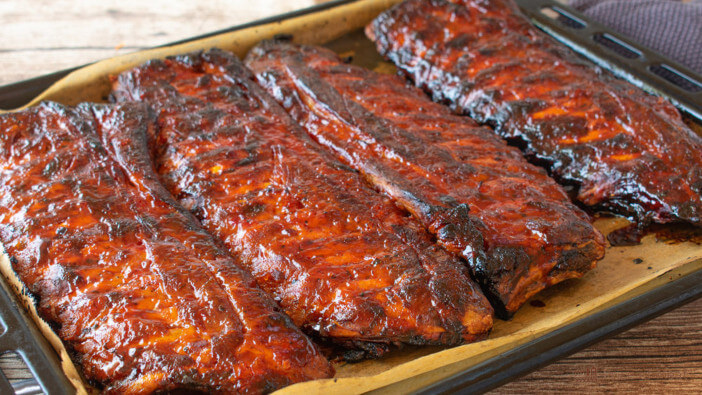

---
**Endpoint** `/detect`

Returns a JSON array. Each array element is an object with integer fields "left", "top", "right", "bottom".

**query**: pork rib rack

[
  {"left": 0, "top": 102, "right": 333, "bottom": 393},
  {"left": 246, "top": 41, "right": 605, "bottom": 317},
  {"left": 368, "top": 0, "right": 702, "bottom": 227},
  {"left": 111, "top": 49, "right": 494, "bottom": 356}
]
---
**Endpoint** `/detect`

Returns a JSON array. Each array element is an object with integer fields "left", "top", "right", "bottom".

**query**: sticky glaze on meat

[
  {"left": 110, "top": 49, "right": 494, "bottom": 356},
  {"left": 367, "top": 0, "right": 702, "bottom": 227},
  {"left": 245, "top": 41, "right": 605, "bottom": 317},
  {"left": 0, "top": 102, "right": 332, "bottom": 394}
]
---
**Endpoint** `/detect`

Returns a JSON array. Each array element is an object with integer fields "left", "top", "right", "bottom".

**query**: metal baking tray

[{"left": 0, "top": 0, "right": 700, "bottom": 393}]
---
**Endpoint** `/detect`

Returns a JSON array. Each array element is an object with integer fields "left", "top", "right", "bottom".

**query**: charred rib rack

[
  {"left": 0, "top": 102, "right": 333, "bottom": 393},
  {"left": 245, "top": 41, "right": 605, "bottom": 317},
  {"left": 367, "top": 0, "right": 702, "bottom": 227},
  {"left": 111, "top": 49, "right": 493, "bottom": 355}
]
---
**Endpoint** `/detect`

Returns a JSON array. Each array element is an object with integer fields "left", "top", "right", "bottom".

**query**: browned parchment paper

[{"left": 1, "top": 0, "right": 700, "bottom": 393}]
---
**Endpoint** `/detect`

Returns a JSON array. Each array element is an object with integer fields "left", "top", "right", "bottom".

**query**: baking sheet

[{"left": 0, "top": 0, "right": 700, "bottom": 393}]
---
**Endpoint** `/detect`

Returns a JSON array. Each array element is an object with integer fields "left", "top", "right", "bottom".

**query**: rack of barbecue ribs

[
  {"left": 0, "top": 102, "right": 333, "bottom": 393},
  {"left": 245, "top": 41, "right": 605, "bottom": 318},
  {"left": 110, "top": 49, "right": 494, "bottom": 357},
  {"left": 367, "top": 0, "right": 702, "bottom": 227}
]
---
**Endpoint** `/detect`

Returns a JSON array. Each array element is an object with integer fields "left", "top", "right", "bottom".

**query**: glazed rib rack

[
  {"left": 0, "top": 102, "right": 333, "bottom": 393},
  {"left": 111, "top": 49, "right": 494, "bottom": 357},
  {"left": 367, "top": 0, "right": 702, "bottom": 227},
  {"left": 246, "top": 41, "right": 605, "bottom": 317}
]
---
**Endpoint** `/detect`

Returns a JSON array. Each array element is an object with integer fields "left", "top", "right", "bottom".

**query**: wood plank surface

[
  {"left": 0, "top": 0, "right": 321, "bottom": 86},
  {"left": 495, "top": 297, "right": 702, "bottom": 394},
  {"left": 1, "top": 1, "right": 700, "bottom": 393}
]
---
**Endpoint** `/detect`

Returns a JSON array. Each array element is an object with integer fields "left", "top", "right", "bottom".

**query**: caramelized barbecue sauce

[
  {"left": 245, "top": 42, "right": 605, "bottom": 318},
  {"left": 111, "top": 49, "right": 494, "bottom": 356},
  {"left": 0, "top": 102, "right": 333, "bottom": 393},
  {"left": 368, "top": 0, "right": 702, "bottom": 227}
]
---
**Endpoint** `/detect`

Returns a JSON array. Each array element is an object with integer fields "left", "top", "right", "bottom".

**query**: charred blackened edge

[
  {"left": 247, "top": 42, "right": 588, "bottom": 320},
  {"left": 368, "top": 4, "right": 702, "bottom": 231},
  {"left": 109, "top": 48, "right": 488, "bottom": 360}
]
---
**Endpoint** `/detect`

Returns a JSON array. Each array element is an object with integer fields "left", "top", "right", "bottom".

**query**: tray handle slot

[
  {"left": 539, "top": 6, "right": 586, "bottom": 29},
  {"left": 592, "top": 33, "right": 641, "bottom": 59},
  {"left": 0, "top": 357, "right": 13, "bottom": 395},
  {"left": 0, "top": 277, "right": 74, "bottom": 394},
  {"left": 649, "top": 64, "right": 702, "bottom": 93},
  {"left": 0, "top": 352, "right": 42, "bottom": 395}
]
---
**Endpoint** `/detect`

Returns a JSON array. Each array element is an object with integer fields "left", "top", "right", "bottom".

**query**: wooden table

[{"left": 1, "top": 1, "right": 700, "bottom": 393}]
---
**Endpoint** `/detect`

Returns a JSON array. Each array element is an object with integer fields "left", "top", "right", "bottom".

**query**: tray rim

[
  {"left": 420, "top": 266, "right": 702, "bottom": 394},
  {"left": 515, "top": 0, "right": 702, "bottom": 123},
  {"left": 0, "top": 0, "right": 700, "bottom": 394}
]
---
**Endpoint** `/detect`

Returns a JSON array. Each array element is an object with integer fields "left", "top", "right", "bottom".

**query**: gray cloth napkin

[{"left": 569, "top": 0, "right": 702, "bottom": 74}]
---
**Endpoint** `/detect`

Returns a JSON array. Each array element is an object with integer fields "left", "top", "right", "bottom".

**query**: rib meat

[
  {"left": 246, "top": 41, "right": 605, "bottom": 317},
  {"left": 367, "top": 0, "right": 702, "bottom": 226},
  {"left": 0, "top": 102, "right": 333, "bottom": 394},
  {"left": 110, "top": 49, "right": 493, "bottom": 356}
]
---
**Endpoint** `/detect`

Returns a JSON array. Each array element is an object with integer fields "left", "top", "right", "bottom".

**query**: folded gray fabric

[{"left": 569, "top": 0, "right": 702, "bottom": 74}]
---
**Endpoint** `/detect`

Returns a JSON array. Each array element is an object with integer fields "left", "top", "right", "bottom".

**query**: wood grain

[
  {"left": 0, "top": 0, "right": 323, "bottom": 86},
  {"left": 0, "top": 1, "right": 700, "bottom": 393},
  {"left": 494, "top": 297, "right": 702, "bottom": 394}
]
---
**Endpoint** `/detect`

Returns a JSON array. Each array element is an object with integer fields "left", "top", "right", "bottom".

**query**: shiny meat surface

[
  {"left": 367, "top": 0, "right": 702, "bottom": 226},
  {"left": 111, "top": 49, "right": 493, "bottom": 356},
  {"left": 0, "top": 102, "right": 332, "bottom": 394},
  {"left": 245, "top": 41, "right": 605, "bottom": 317}
]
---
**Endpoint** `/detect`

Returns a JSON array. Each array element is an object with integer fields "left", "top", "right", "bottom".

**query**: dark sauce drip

[
  {"left": 653, "top": 223, "right": 702, "bottom": 245},
  {"left": 312, "top": 336, "right": 395, "bottom": 362},
  {"left": 607, "top": 222, "right": 645, "bottom": 246},
  {"left": 529, "top": 299, "right": 546, "bottom": 308},
  {"left": 608, "top": 222, "right": 702, "bottom": 246}
]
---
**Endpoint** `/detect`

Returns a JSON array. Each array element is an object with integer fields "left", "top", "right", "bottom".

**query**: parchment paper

[{"left": 1, "top": 0, "right": 700, "bottom": 393}]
